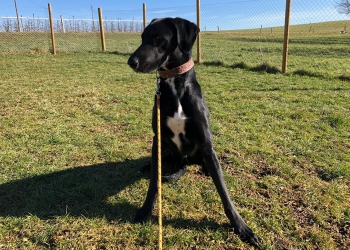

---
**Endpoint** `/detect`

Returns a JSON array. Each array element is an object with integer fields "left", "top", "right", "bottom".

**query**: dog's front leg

[
  {"left": 203, "top": 145, "right": 260, "bottom": 247},
  {"left": 134, "top": 135, "right": 158, "bottom": 223}
]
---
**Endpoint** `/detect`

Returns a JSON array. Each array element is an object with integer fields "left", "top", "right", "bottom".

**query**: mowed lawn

[{"left": 0, "top": 45, "right": 349, "bottom": 249}]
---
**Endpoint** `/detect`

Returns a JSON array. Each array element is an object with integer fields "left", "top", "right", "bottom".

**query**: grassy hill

[{"left": 217, "top": 20, "right": 350, "bottom": 35}]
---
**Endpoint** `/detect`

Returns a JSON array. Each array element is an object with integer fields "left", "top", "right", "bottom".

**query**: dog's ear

[
  {"left": 172, "top": 18, "right": 200, "bottom": 54},
  {"left": 149, "top": 18, "right": 160, "bottom": 25}
]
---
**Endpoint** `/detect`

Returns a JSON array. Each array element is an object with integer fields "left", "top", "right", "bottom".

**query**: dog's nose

[{"left": 127, "top": 56, "right": 139, "bottom": 70}]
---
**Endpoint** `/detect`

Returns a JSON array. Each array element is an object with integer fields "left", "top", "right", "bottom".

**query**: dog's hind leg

[
  {"left": 162, "top": 156, "right": 188, "bottom": 182},
  {"left": 139, "top": 160, "right": 188, "bottom": 182},
  {"left": 162, "top": 167, "right": 187, "bottom": 182}
]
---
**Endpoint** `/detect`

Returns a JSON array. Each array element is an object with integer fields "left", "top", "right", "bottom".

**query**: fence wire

[{"left": 0, "top": 0, "right": 349, "bottom": 76}]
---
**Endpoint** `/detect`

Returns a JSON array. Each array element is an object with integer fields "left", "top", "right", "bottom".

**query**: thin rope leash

[{"left": 155, "top": 74, "right": 162, "bottom": 250}]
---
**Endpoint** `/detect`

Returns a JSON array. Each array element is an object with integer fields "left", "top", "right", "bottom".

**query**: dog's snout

[{"left": 127, "top": 56, "right": 139, "bottom": 70}]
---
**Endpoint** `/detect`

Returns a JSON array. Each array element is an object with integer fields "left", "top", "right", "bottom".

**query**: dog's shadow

[
  {"left": 0, "top": 158, "right": 223, "bottom": 231},
  {"left": 0, "top": 158, "right": 149, "bottom": 221}
]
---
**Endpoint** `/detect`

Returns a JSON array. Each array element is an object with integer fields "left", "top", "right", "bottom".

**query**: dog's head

[{"left": 127, "top": 17, "right": 200, "bottom": 73}]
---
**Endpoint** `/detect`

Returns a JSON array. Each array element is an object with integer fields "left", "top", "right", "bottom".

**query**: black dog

[{"left": 127, "top": 17, "right": 260, "bottom": 247}]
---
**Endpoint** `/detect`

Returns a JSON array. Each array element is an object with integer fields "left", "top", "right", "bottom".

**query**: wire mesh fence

[
  {"left": 2, "top": 5, "right": 105, "bottom": 53},
  {"left": 0, "top": 6, "right": 144, "bottom": 53},
  {"left": 0, "top": 0, "right": 349, "bottom": 76},
  {"left": 197, "top": 0, "right": 350, "bottom": 77}
]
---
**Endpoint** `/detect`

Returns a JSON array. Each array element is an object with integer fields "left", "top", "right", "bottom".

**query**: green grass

[{"left": 0, "top": 39, "right": 349, "bottom": 249}]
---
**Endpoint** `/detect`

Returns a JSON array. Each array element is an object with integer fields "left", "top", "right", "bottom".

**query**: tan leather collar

[{"left": 158, "top": 58, "right": 194, "bottom": 79}]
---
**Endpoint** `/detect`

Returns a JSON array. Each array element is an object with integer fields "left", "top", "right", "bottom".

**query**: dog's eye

[
  {"left": 153, "top": 35, "right": 163, "bottom": 41},
  {"left": 152, "top": 35, "right": 164, "bottom": 46}
]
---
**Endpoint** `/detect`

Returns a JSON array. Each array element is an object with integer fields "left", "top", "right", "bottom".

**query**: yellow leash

[{"left": 156, "top": 77, "right": 163, "bottom": 250}]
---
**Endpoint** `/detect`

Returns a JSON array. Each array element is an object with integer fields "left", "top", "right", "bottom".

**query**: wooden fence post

[
  {"left": 48, "top": 3, "right": 56, "bottom": 55},
  {"left": 196, "top": 0, "right": 201, "bottom": 64},
  {"left": 98, "top": 7, "right": 106, "bottom": 51},
  {"left": 143, "top": 3, "right": 147, "bottom": 30},
  {"left": 282, "top": 0, "right": 291, "bottom": 73},
  {"left": 60, "top": 15, "right": 65, "bottom": 33},
  {"left": 14, "top": 0, "right": 21, "bottom": 32}
]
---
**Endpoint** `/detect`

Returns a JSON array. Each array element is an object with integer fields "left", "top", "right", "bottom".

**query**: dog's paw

[
  {"left": 162, "top": 167, "right": 187, "bottom": 182},
  {"left": 200, "top": 164, "right": 210, "bottom": 176},
  {"left": 134, "top": 207, "right": 152, "bottom": 223},
  {"left": 235, "top": 225, "right": 261, "bottom": 249},
  {"left": 200, "top": 169, "right": 210, "bottom": 176}
]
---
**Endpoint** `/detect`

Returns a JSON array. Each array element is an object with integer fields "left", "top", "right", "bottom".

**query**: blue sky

[{"left": 1, "top": 0, "right": 348, "bottom": 30}]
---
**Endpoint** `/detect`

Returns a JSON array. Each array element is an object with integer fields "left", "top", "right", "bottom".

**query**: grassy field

[{"left": 0, "top": 32, "right": 349, "bottom": 249}]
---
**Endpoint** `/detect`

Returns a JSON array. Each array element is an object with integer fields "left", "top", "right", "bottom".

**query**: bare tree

[{"left": 336, "top": 0, "right": 350, "bottom": 15}]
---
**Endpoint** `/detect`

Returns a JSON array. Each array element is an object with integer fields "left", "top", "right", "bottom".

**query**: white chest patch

[{"left": 167, "top": 102, "right": 186, "bottom": 150}]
